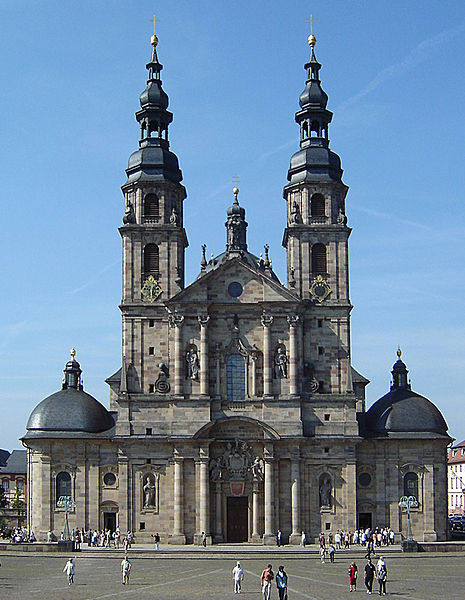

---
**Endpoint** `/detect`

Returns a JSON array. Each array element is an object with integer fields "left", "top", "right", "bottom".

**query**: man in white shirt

[{"left": 232, "top": 561, "right": 244, "bottom": 593}]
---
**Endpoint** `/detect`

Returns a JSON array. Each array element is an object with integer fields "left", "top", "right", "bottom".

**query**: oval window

[
  {"left": 359, "top": 472, "right": 372, "bottom": 487},
  {"left": 228, "top": 281, "right": 243, "bottom": 298},
  {"left": 104, "top": 472, "right": 116, "bottom": 486}
]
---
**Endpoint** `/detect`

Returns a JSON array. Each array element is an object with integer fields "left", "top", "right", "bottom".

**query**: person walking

[
  {"left": 301, "top": 531, "right": 306, "bottom": 547},
  {"left": 329, "top": 544, "right": 335, "bottom": 563},
  {"left": 63, "top": 558, "right": 75, "bottom": 586},
  {"left": 261, "top": 564, "right": 274, "bottom": 600},
  {"left": 377, "top": 558, "right": 387, "bottom": 595},
  {"left": 121, "top": 555, "right": 131, "bottom": 585},
  {"left": 364, "top": 558, "right": 375, "bottom": 594},
  {"left": 320, "top": 545, "right": 326, "bottom": 563},
  {"left": 232, "top": 561, "right": 244, "bottom": 594},
  {"left": 201, "top": 531, "right": 207, "bottom": 547},
  {"left": 276, "top": 565, "right": 288, "bottom": 600},
  {"left": 152, "top": 532, "right": 160, "bottom": 550},
  {"left": 348, "top": 561, "right": 358, "bottom": 592}
]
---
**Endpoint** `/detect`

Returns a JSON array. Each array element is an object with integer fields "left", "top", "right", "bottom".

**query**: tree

[{"left": 0, "top": 486, "right": 8, "bottom": 509}]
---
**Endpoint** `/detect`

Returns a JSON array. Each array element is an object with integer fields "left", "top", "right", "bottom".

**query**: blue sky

[{"left": 1, "top": 0, "right": 465, "bottom": 451}]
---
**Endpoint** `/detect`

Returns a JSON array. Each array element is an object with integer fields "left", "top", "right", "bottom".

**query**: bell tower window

[
  {"left": 311, "top": 193, "right": 325, "bottom": 217},
  {"left": 143, "top": 243, "right": 159, "bottom": 278},
  {"left": 144, "top": 194, "right": 159, "bottom": 218},
  {"left": 311, "top": 243, "right": 327, "bottom": 274}
]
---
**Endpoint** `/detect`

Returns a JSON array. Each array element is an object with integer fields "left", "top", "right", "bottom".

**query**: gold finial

[
  {"left": 70, "top": 347, "right": 76, "bottom": 360},
  {"left": 307, "top": 14, "right": 317, "bottom": 47},
  {"left": 150, "top": 14, "right": 160, "bottom": 47},
  {"left": 232, "top": 174, "right": 240, "bottom": 199},
  {"left": 397, "top": 346, "right": 402, "bottom": 359}
]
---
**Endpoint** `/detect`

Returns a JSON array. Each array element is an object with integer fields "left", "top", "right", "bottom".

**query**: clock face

[
  {"left": 310, "top": 275, "right": 331, "bottom": 303},
  {"left": 141, "top": 275, "right": 163, "bottom": 302}
]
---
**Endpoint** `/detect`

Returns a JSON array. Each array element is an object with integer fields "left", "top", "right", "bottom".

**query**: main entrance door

[
  {"left": 104, "top": 512, "right": 116, "bottom": 533},
  {"left": 227, "top": 496, "right": 248, "bottom": 542},
  {"left": 358, "top": 512, "right": 372, "bottom": 530}
]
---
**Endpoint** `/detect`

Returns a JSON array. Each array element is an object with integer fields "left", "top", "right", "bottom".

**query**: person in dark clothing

[
  {"left": 377, "top": 564, "right": 387, "bottom": 595},
  {"left": 364, "top": 558, "right": 375, "bottom": 594}
]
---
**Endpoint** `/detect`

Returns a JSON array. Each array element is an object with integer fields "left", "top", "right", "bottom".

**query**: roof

[
  {"left": 448, "top": 440, "right": 465, "bottom": 464},
  {"left": 25, "top": 387, "right": 115, "bottom": 436},
  {"left": 364, "top": 387, "right": 449, "bottom": 439},
  {"left": 351, "top": 367, "right": 370, "bottom": 385},
  {"left": 0, "top": 450, "right": 26, "bottom": 474},
  {"left": 0, "top": 449, "right": 10, "bottom": 467}
]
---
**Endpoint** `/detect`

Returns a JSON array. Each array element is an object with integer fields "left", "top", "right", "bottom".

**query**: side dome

[
  {"left": 365, "top": 350, "right": 448, "bottom": 437},
  {"left": 25, "top": 350, "right": 114, "bottom": 435}
]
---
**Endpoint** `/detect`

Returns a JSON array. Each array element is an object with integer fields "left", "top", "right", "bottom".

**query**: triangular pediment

[{"left": 166, "top": 256, "right": 301, "bottom": 306}]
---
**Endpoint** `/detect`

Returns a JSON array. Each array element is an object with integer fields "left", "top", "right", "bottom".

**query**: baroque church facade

[{"left": 23, "top": 30, "right": 451, "bottom": 544}]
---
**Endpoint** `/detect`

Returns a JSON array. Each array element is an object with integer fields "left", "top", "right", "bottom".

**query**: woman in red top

[{"left": 348, "top": 561, "right": 358, "bottom": 592}]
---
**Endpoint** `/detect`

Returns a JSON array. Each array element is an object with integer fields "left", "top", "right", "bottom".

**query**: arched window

[
  {"left": 56, "top": 471, "right": 72, "bottom": 504},
  {"left": 311, "top": 120, "right": 320, "bottom": 137},
  {"left": 312, "top": 243, "right": 327, "bottom": 274},
  {"left": 227, "top": 354, "right": 245, "bottom": 402},
  {"left": 144, "top": 194, "right": 159, "bottom": 218},
  {"left": 144, "top": 244, "right": 159, "bottom": 278},
  {"left": 311, "top": 193, "right": 325, "bottom": 217},
  {"left": 2, "top": 479, "right": 9, "bottom": 493},
  {"left": 16, "top": 480, "right": 24, "bottom": 493},
  {"left": 403, "top": 471, "right": 419, "bottom": 499},
  {"left": 302, "top": 122, "right": 309, "bottom": 139}
]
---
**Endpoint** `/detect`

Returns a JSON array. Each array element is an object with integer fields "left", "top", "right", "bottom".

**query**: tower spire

[{"left": 225, "top": 186, "right": 248, "bottom": 252}]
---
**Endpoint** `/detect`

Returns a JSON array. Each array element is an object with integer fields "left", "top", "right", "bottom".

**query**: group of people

[
  {"left": 348, "top": 556, "right": 388, "bottom": 595},
  {"left": 276, "top": 526, "right": 395, "bottom": 551},
  {"left": 62, "top": 555, "right": 132, "bottom": 586},
  {"left": 7, "top": 527, "right": 36, "bottom": 543}
]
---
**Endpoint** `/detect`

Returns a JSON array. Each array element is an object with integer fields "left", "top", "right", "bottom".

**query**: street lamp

[
  {"left": 398, "top": 495, "right": 418, "bottom": 541},
  {"left": 57, "top": 495, "right": 76, "bottom": 541}
]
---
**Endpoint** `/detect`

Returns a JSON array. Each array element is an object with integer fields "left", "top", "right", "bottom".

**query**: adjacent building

[
  {"left": 22, "top": 29, "right": 451, "bottom": 543},
  {"left": 448, "top": 440, "right": 465, "bottom": 515}
]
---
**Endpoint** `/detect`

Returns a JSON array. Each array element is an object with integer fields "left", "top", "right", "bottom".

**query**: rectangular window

[
  {"left": 324, "top": 447, "right": 329, "bottom": 454},
  {"left": 325, "top": 522, "right": 331, "bottom": 530},
  {"left": 140, "top": 522, "right": 145, "bottom": 530},
  {"left": 324, "top": 414, "right": 330, "bottom": 421},
  {"left": 146, "top": 428, "right": 152, "bottom": 436},
  {"left": 318, "top": 319, "right": 323, "bottom": 328},
  {"left": 227, "top": 354, "right": 246, "bottom": 402},
  {"left": 149, "top": 347, "right": 154, "bottom": 355},
  {"left": 149, "top": 384, "right": 154, "bottom": 393},
  {"left": 149, "top": 319, "right": 155, "bottom": 327}
]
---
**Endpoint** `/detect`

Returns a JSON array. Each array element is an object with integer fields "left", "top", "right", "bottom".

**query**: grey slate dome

[
  {"left": 365, "top": 350, "right": 448, "bottom": 437},
  {"left": 26, "top": 350, "right": 114, "bottom": 434}
]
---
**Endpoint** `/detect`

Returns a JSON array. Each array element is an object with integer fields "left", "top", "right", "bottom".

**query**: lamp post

[
  {"left": 398, "top": 495, "right": 418, "bottom": 541},
  {"left": 57, "top": 495, "right": 76, "bottom": 541}
]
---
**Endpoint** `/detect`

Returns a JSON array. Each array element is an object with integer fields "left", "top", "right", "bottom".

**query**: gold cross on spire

[
  {"left": 306, "top": 13, "right": 317, "bottom": 48},
  {"left": 149, "top": 14, "right": 160, "bottom": 46}
]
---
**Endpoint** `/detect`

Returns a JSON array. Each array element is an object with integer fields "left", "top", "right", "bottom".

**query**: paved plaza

[{"left": 1, "top": 549, "right": 465, "bottom": 600}]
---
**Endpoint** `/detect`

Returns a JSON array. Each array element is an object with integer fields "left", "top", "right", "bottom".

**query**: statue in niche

[
  {"left": 122, "top": 201, "right": 136, "bottom": 224},
  {"left": 319, "top": 476, "right": 332, "bottom": 508},
  {"left": 186, "top": 348, "right": 200, "bottom": 381},
  {"left": 304, "top": 361, "right": 319, "bottom": 393},
  {"left": 274, "top": 346, "right": 288, "bottom": 378},
  {"left": 289, "top": 201, "right": 302, "bottom": 225},
  {"left": 170, "top": 207, "right": 179, "bottom": 225},
  {"left": 155, "top": 362, "right": 170, "bottom": 394},
  {"left": 143, "top": 475, "right": 156, "bottom": 508}
]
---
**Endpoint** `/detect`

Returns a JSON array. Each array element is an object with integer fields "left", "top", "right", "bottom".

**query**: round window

[
  {"left": 358, "top": 472, "right": 372, "bottom": 487},
  {"left": 228, "top": 281, "right": 243, "bottom": 298},
  {"left": 104, "top": 472, "right": 116, "bottom": 486}
]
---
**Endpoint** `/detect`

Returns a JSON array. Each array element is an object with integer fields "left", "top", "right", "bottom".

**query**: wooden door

[{"left": 227, "top": 496, "right": 248, "bottom": 542}]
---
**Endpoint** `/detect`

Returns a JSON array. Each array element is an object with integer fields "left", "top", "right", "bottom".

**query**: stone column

[
  {"left": 423, "top": 465, "right": 437, "bottom": 541},
  {"left": 197, "top": 452, "right": 211, "bottom": 545},
  {"left": 169, "top": 313, "right": 184, "bottom": 395},
  {"left": 263, "top": 452, "right": 275, "bottom": 544},
  {"left": 215, "top": 345, "right": 222, "bottom": 397},
  {"left": 251, "top": 355, "right": 257, "bottom": 397},
  {"left": 198, "top": 315, "right": 210, "bottom": 396},
  {"left": 290, "top": 459, "right": 301, "bottom": 544},
  {"left": 170, "top": 455, "right": 186, "bottom": 544},
  {"left": 252, "top": 480, "right": 260, "bottom": 542},
  {"left": 215, "top": 482, "right": 223, "bottom": 542},
  {"left": 287, "top": 315, "right": 299, "bottom": 395},
  {"left": 261, "top": 313, "right": 273, "bottom": 396}
]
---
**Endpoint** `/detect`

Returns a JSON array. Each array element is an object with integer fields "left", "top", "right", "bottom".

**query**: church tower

[
  {"left": 118, "top": 31, "right": 188, "bottom": 396},
  {"left": 282, "top": 31, "right": 352, "bottom": 395}
]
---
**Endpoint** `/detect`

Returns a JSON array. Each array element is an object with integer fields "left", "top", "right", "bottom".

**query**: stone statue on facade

[
  {"left": 274, "top": 346, "right": 288, "bottom": 378},
  {"left": 319, "top": 476, "right": 332, "bottom": 508},
  {"left": 155, "top": 362, "right": 170, "bottom": 394},
  {"left": 123, "top": 202, "right": 136, "bottom": 224},
  {"left": 170, "top": 207, "right": 179, "bottom": 225},
  {"left": 251, "top": 456, "right": 264, "bottom": 481},
  {"left": 186, "top": 348, "right": 200, "bottom": 381},
  {"left": 289, "top": 200, "right": 302, "bottom": 225},
  {"left": 143, "top": 475, "right": 156, "bottom": 508},
  {"left": 337, "top": 207, "right": 347, "bottom": 225}
]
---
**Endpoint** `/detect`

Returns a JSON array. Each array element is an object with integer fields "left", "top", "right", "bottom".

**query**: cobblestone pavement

[{"left": 1, "top": 551, "right": 465, "bottom": 600}]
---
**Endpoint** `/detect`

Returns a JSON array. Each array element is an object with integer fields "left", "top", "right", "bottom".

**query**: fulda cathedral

[{"left": 23, "top": 29, "right": 450, "bottom": 544}]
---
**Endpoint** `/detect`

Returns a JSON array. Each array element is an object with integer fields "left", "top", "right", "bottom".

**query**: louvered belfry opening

[
  {"left": 311, "top": 193, "right": 325, "bottom": 217},
  {"left": 144, "top": 243, "right": 159, "bottom": 278},
  {"left": 311, "top": 243, "right": 327, "bottom": 274},
  {"left": 144, "top": 193, "right": 159, "bottom": 218}
]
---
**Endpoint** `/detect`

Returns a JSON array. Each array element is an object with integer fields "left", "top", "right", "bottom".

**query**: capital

[
  {"left": 198, "top": 314, "right": 210, "bottom": 327},
  {"left": 287, "top": 315, "right": 300, "bottom": 327},
  {"left": 261, "top": 312, "right": 273, "bottom": 327},
  {"left": 168, "top": 313, "right": 184, "bottom": 328}
]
